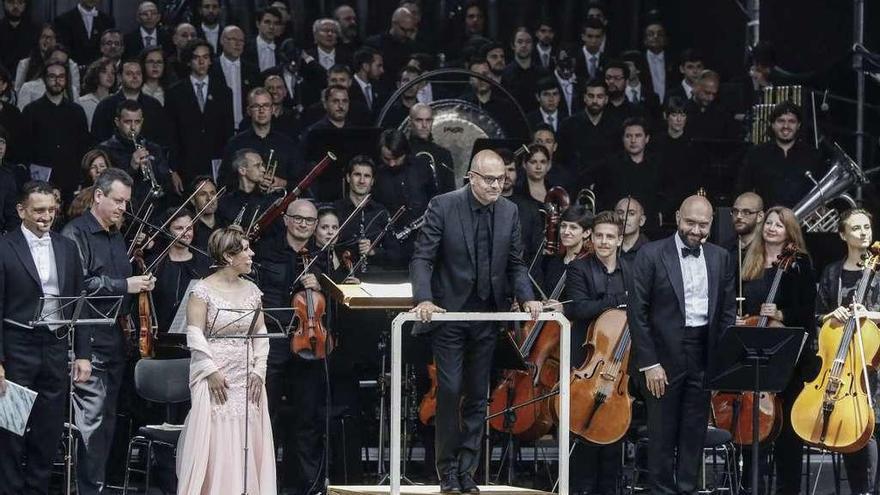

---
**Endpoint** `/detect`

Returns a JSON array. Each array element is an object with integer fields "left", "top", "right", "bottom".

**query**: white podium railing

[{"left": 390, "top": 312, "right": 571, "bottom": 495}]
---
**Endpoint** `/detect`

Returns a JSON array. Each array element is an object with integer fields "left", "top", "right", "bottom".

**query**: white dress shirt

[
  {"left": 674, "top": 233, "right": 710, "bottom": 327},
  {"left": 417, "top": 82, "right": 434, "bottom": 104},
  {"left": 646, "top": 50, "right": 666, "bottom": 102},
  {"left": 540, "top": 109, "right": 559, "bottom": 131},
  {"left": 21, "top": 225, "right": 61, "bottom": 328},
  {"left": 256, "top": 36, "right": 277, "bottom": 72},
  {"left": 554, "top": 71, "right": 575, "bottom": 113},
  {"left": 220, "top": 55, "right": 243, "bottom": 128},
  {"left": 536, "top": 44, "right": 552, "bottom": 68},
  {"left": 77, "top": 4, "right": 98, "bottom": 39},
  {"left": 626, "top": 83, "right": 643, "bottom": 103},
  {"left": 681, "top": 80, "right": 694, "bottom": 100},
  {"left": 354, "top": 73, "right": 372, "bottom": 109},
  {"left": 201, "top": 23, "right": 220, "bottom": 52},
  {"left": 140, "top": 27, "right": 158, "bottom": 48},
  {"left": 317, "top": 47, "right": 336, "bottom": 71},
  {"left": 190, "top": 74, "right": 210, "bottom": 111},
  {"left": 582, "top": 45, "right": 600, "bottom": 79}
]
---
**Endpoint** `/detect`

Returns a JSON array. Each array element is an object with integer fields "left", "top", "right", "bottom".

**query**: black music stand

[
  {"left": 31, "top": 292, "right": 124, "bottom": 495},
  {"left": 707, "top": 325, "right": 807, "bottom": 495}
]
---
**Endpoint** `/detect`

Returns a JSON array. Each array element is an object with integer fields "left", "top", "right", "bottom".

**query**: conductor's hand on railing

[
  {"left": 411, "top": 301, "right": 446, "bottom": 322},
  {"left": 522, "top": 300, "right": 543, "bottom": 320}
]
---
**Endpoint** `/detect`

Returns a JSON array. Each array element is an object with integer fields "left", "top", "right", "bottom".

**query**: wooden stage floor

[{"left": 329, "top": 485, "right": 553, "bottom": 495}]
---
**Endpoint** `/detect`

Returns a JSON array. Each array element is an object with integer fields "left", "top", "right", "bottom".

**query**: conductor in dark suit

[
  {"left": 0, "top": 181, "right": 91, "bottom": 495},
  {"left": 410, "top": 150, "right": 543, "bottom": 494},
  {"left": 165, "top": 38, "right": 234, "bottom": 183},
  {"left": 628, "top": 195, "right": 736, "bottom": 495}
]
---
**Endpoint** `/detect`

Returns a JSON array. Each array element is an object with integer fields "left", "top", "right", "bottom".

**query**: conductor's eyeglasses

[
  {"left": 285, "top": 214, "right": 318, "bottom": 225},
  {"left": 470, "top": 170, "right": 504, "bottom": 186},
  {"left": 731, "top": 208, "right": 760, "bottom": 218}
]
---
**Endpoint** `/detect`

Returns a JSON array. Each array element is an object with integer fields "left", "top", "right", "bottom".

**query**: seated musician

[
  {"left": 736, "top": 205, "right": 815, "bottom": 494},
  {"left": 563, "top": 210, "right": 631, "bottom": 495},
  {"left": 147, "top": 207, "right": 210, "bottom": 354},
  {"left": 535, "top": 204, "right": 593, "bottom": 298},
  {"left": 314, "top": 206, "right": 349, "bottom": 282},
  {"left": 188, "top": 175, "right": 226, "bottom": 252},
  {"left": 815, "top": 208, "right": 880, "bottom": 495},
  {"left": 614, "top": 196, "right": 649, "bottom": 262},
  {"left": 215, "top": 148, "right": 274, "bottom": 228},
  {"left": 500, "top": 148, "right": 543, "bottom": 272},
  {"left": 513, "top": 143, "right": 553, "bottom": 205}
]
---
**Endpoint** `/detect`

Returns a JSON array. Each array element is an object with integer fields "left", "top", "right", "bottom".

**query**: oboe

[{"left": 358, "top": 210, "right": 368, "bottom": 273}]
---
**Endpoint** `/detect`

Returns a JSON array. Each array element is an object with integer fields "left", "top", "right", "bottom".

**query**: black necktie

[
  {"left": 681, "top": 245, "right": 701, "bottom": 258},
  {"left": 476, "top": 207, "right": 492, "bottom": 300}
]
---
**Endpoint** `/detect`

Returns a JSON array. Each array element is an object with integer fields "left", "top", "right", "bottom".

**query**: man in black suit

[
  {"left": 552, "top": 49, "right": 581, "bottom": 117},
  {"left": 166, "top": 38, "right": 234, "bottom": 184},
  {"left": 640, "top": 21, "right": 676, "bottom": 103},
  {"left": 53, "top": 0, "right": 115, "bottom": 66},
  {"left": 557, "top": 79, "right": 618, "bottom": 191},
  {"left": 410, "top": 150, "right": 542, "bottom": 494},
  {"left": 527, "top": 77, "right": 568, "bottom": 133},
  {"left": 242, "top": 7, "right": 284, "bottom": 72},
  {"left": 628, "top": 195, "right": 736, "bottom": 495},
  {"left": 575, "top": 19, "right": 607, "bottom": 85},
  {"left": 0, "top": 181, "right": 91, "bottom": 495},
  {"left": 350, "top": 46, "right": 385, "bottom": 119},
  {"left": 364, "top": 7, "right": 419, "bottom": 88},
  {"left": 533, "top": 19, "right": 558, "bottom": 71},
  {"left": 195, "top": 0, "right": 224, "bottom": 54},
  {"left": 123, "top": 1, "right": 173, "bottom": 59},
  {"left": 212, "top": 25, "right": 259, "bottom": 131}
]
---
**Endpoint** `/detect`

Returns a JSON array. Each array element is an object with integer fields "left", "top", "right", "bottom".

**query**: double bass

[
  {"left": 711, "top": 242, "right": 798, "bottom": 445},
  {"left": 790, "top": 242, "right": 880, "bottom": 453},
  {"left": 291, "top": 250, "right": 334, "bottom": 359}
]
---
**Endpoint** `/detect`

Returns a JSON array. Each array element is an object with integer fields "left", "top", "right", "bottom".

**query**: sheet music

[
  {"left": 168, "top": 280, "right": 199, "bottom": 334},
  {"left": 358, "top": 282, "right": 413, "bottom": 298},
  {"left": 0, "top": 381, "right": 38, "bottom": 436}
]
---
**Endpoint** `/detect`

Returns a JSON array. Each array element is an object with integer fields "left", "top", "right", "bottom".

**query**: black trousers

[
  {"left": 0, "top": 329, "right": 68, "bottom": 495},
  {"left": 773, "top": 380, "right": 804, "bottom": 495},
  {"left": 842, "top": 372, "right": 879, "bottom": 495},
  {"left": 641, "top": 333, "right": 710, "bottom": 495},
  {"left": 570, "top": 438, "right": 623, "bottom": 495},
  {"left": 431, "top": 300, "right": 496, "bottom": 477}
]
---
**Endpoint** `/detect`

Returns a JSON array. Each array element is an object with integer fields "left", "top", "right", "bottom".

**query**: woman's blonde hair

[
  {"left": 208, "top": 226, "right": 247, "bottom": 268},
  {"left": 741, "top": 206, "right": 808, "bottom": 280}
]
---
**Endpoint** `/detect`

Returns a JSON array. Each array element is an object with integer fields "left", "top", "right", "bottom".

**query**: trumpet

[
  {"left": 261, "top": 149, "right": 279, "bottom": 194},
  {"left": 130, "top": 131, "right": 164, "bottom": 198}
]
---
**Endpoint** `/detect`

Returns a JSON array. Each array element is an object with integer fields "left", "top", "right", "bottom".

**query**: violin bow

[
  {"left": 141, "top": 181, "right": 209, "bottom": 250},
  {"left": 144, "top": 187, "right": 225, "bottom": 273},
  {"left": 126, "top": 203, "right": 155, "bottom": 258},
  {"left": 124, "top": 208, "right": 212, "bottom": 261}
]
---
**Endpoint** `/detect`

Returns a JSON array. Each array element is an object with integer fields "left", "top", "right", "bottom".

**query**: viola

[
  {"left": 551, "top": 308, "right": 633, "bottom": 444},
  {"left": 419, "top": 362, "right": 438, "bottom": 425},
  {"left": 711, "top": 242, "right": 798, "bottom": 445},
  {"left": 290, "top": 250, "right": 334, "bottom": 360},
  {"left": 791, "top": 242, "right": 880, "bottom": 453}
]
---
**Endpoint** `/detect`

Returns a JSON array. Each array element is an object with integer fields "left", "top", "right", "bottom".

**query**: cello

[
  {"left": 551, "top": 307, "right": 632, "bottom": 444},
  {"left": 291, "top": 249, "right": 334, "bottom": 360},
  {"left": 790, "top": 242, "right": 880, "bottom": 453},
  {"left": 711, "top": 242, "right": 799, "bottom": 445}
]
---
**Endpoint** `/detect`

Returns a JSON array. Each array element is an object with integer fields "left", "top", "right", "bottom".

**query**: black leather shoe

[
  {"left": 440, "top": 472, "right": 462, "bottom": 494},
  {"left": 459, "top": 473, "right": 479, "bottom": 494}
]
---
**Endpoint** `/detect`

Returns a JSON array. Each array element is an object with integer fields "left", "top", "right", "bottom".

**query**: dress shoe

[
  {"left": 459, "top": 472, "right": 479, "bottom": 494},
  {"left": 440, "top": 472, "right": 462, "bottom": 494}
]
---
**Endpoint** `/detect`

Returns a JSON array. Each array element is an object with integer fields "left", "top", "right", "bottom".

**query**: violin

[
  {"left": 711, "top": 242, "right": 798, "bottom": 445},
  {"left": 487, "top": 246, "right": 589, "bottom": 440},
  {"left": 542, "top": 186, "right": 571, "bottom": 256},
  {"left": 551, "top": 308, "right": 633, "bottom": 444},
  {"left": 127, "top": 203, "right": 159, "bottom": 359},
  {"left": 791, "top": 242, "right": 880, "bottom": 453},
  {"left": 419, "top": 362, "right": 438, "bottom": 425},
  {"left": 290, "top": 249, "right": 334, "bottom": 360}
]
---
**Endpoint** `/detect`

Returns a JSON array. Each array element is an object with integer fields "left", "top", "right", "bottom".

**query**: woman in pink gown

[{"left": 176, "top": 227, "right": 276, "bottom": 494}]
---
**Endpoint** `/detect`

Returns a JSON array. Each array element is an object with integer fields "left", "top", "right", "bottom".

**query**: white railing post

[{"left": 389, "top": 312, "right": 570, "bottom": 495}]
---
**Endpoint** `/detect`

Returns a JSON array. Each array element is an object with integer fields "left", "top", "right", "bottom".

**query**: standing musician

[
  {"left": 148, "top": 207, "right": 210, "bottom": 341},
  {"left": 735, "top": 206, "right": 815, "bottom": 494},
  {"left": 815, "top": 208, "right": 880, "bottom": 495},
  {"left": 410, "top": 150, "right": 543, "bottom": 494},
  {"left": 216, "top": 148, "right": 274, "bottom": 228},
  {"left": 728, "top": 192, "right": 765, "bottom": 256},
  {"left": 253, "top": 198, "right": 325, "bottom": 493},
  {"left": 513, "top": 144, "right": 554, "bottom": 205},
  {"left": 332, "top": 155, "right": 395, "bottom": 269},
  {"left": 188, "top": 175, "right": 226, "bottom": 252},
  {"left": 535, "top": 204, "right": 593, "bottom": 298},
  {"left": 564, "top": 210, "right": 631, "bottom": 495},
  {"left": 628, "top": 195, "right": 736, "bottom": 495},
  {"left": 61, "top": 169, "right": 157, "bottom": 495},
  {"left": 615, "top": 197, "right": 649, "bottom": 262},
  {"left": 0, "top": 181, "right": 91, "bottom": 495}
]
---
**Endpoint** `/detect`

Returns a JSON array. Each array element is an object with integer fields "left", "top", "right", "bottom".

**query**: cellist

[
  {"left": 252, "top": 198, "right": 325, "bottom": 494},
  {"left": 737, "top": 206, "right": 815, "bottom": 495},
  {"left": 815, "top": 208, "right": 880, "bottom": 495},
  {"left": 563, "top": 210, "right": 631, "bottom": 495}
]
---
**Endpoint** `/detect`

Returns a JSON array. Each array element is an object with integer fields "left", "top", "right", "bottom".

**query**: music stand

[
  {"left": 30, "top": 292, "right": 124, "bottom": 495},
  {"left": 205, "top": 306, "right": 298, "bottom": 495},
  {"left": 707, "top": 325, "right": 807, "bottom": 495}
]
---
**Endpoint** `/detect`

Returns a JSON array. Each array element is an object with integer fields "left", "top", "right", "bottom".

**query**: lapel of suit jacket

[
  {"left": 456, "top": 188, "right": 476, "bottom": 268},
  {"left": 50, "top": 233, "right": 67, "bottom": 292},
  {"left": 705, "top": 244, "right": 719, "bottom": 325},
  {"left": 491, "top": 200, "right": 505, "bottom": 273},
  {"left": 10, "top": 229, "right": 42, "bottom": 287},
  {"left": 660, "top": 235, "right": 686, "bottom": 318}
]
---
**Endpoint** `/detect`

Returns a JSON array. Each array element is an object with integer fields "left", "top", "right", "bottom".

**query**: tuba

[{"left": 793, "top": 142, "right": 867, "bottom": 232}]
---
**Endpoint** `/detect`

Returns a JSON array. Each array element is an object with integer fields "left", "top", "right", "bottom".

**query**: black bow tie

[{"left": 681, "top": 245, "right": 702, "bottom": 258}]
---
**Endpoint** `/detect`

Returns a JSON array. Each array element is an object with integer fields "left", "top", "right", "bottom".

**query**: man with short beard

[
  {"left": 557, "top": 78, "right": 619, "bottom": 189},
  {"left": 481, "top": 41, "right": 506, "bottom": 83},
  {"left": 20, "top": 62, "right": 91, "bottom": 199},
  {"left": 91, "top": 58, "right": 170, "bottom": 146},
  {"left": 408, "top": 102, "right": 455, "bottom": 193},
  {"left": 0, "top": 0, "right": 39, "bottom": 72},
  {"left": 196, "top": 0, "right": 224, "bottom": 53},
  {"left": 365, "top": 7, "right": 421, "bottom": 86},
  {"left": 603, "top": 60, "right": 646, "bottom": 125},
  {"left": 737, "top": 101, "right": 823, "bottom": 208},
  {"left": 727, "top": 192, "right": 765, "bottom": 255},
  {"left": 461, "top": 58, "right": 519, "bottom": 138},
  {"left": 333, "top": 4, "right": 360, "bottom": 52},
  {"left": 684, "top": 69, "right": 737, "bottom": 142},
  {"left": 501, "top": 27, "right": 548, "bottom": 114}
]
